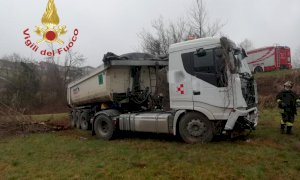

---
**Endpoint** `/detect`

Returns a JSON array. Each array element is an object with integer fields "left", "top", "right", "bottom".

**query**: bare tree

[
  {"left": 188, "top": 0, "right": 224, "bottom": 38},
  {"left": 64, "top": 50, "right": 86, "bottom": 85},
  {"left": 238, "top": 38, "right": 254, "bottom": 51},
  {"left": 37, "top": 48, "right": 86, "bottom": 108},
  {"left": 1, "top": 54, "right": 40, "bottom": 110},
  {"left": 169, "top": 18, "right": 191, "bottom": 43},
  {"left": 139, "top": 0, "right": 224, "bottom": 55},
  {"left": 139, "top": 17, "right": 189, "bottom": 55},
  {"left": 0, "top": 49, "right": 86, "bottom": 113}
]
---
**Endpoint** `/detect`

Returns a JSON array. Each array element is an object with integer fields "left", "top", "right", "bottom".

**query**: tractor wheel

[
  {"left": 179, "top": 112, "right": 213, "bottom": 144},
  {"left": 94, "top": 115, "right": 115, "bottom": 140}
]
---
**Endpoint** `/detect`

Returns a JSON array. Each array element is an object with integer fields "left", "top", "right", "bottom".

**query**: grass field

[
  {"left": 1, "top": 109, "right": 300, "bottom": 179},
  {"left": 254, "top": 68, "right": 300, "bottom": 78}
]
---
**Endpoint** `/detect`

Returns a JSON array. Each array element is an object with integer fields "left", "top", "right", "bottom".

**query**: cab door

[
  {"left": 180, "top": 47, "right": 233, "bottom": 116},
  {"left": 191, "top": 48, "right": 232, "bottom": 119}
]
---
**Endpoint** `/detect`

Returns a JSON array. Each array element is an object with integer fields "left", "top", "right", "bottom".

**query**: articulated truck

[{"left": 67, "top": 37, "right": 258, "bottom": 143}]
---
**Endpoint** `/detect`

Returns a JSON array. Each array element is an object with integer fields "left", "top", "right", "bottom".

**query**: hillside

[
  {"left": 0, "top": 59, "right": 95, "bottom": 114},
  {"left": 255, "top": 69, "right": 300, "bottom": 108}
]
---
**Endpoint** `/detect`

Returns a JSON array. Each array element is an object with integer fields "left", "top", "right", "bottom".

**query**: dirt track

[{"left": 0, "top": 116, "right": 71, "bottom": 138}]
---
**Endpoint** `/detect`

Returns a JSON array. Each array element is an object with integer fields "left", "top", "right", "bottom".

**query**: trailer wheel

[
  {"left": 80, "top": 111, "right": 91, "bottom": 130},
  {"left": 179, "top": 112, "right": 213, "bottom": 144},
  {"left": 94, "top": 115, "right": 115, "bottom": 140},
  {"left": 75, "top": 111, "right": 81, "bottom": 129},
  {"left": 71, "top": 111, "right": 76, "bottom": 128}
]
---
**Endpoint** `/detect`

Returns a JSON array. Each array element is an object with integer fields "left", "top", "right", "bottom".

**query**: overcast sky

[{"left": 0, "top": 0, "right": 300, "bottom": 67}]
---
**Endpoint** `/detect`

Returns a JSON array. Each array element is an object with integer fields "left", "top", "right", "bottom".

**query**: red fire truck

[{"left": 246, "top": 46, "right": 291, "bottom": 73}]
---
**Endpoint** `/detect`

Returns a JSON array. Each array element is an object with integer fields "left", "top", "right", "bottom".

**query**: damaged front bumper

[{"left": 224, "top": 107, "right": 258, "bottom": 131}]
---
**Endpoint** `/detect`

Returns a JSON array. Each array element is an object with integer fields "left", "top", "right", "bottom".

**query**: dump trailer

[
  {"left": 67, "top": 37, "right": 258, "bottom": 143},
  {"left": 246, "top": 46, "right": 292, "bottom": 73}
]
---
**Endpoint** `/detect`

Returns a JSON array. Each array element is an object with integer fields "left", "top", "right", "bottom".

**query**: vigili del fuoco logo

[{"left": 23, "top": 0, "right": 79, "bottom": 57}]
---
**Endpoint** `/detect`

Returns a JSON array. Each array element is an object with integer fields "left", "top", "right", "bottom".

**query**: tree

[
  {"left": 1, "top": 54, "right": 40, "bottom": 110},
  {"left": 64, "top": 50, "right": 86, "bottom": 85},
  {"left": 0, "top": 49, "right": 87, "bottom": 113},
  {"left": 37, "top": 49, "right": 86, "bottom": 108},
  {"left": 139, "top": 17, "right": 190, "bottom": 55},
  {"left": 188, "top": 0, "right": 224, "bottom": 38},
  {"left": 238, "top": 38, "right": 254, "bottom": 51},
  {"left": 40, "top": 57, "right": 64, "bottom": 103},
  {"left": 139, "top": 0, "right": 224, "bottom": 55},
  {"left": 39, "top": 43, "right": 85, "bottom": 103}
]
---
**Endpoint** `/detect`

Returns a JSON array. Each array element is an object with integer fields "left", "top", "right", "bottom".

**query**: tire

[
  {"left": 179, "top": 112, "right": 213, "bottom": 144},
  {"left": 75, "top": 111, "right": 81, "bottom": 129},
  {"left": 71, "top": 111, "right": 76, "bottom": 128},
  {"left": 94, "top": 115, "right": 115, "bottom": 140},
  {"left": 254, "top": 66, "right": 263, "bottom": 73},
  {"left": 80, "top": 111, "right": 91, "bottom": 130}
]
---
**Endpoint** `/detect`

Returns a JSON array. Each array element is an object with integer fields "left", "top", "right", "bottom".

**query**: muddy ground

[{"left": 0, "top": 115, "right": 71, "bottom": 138}]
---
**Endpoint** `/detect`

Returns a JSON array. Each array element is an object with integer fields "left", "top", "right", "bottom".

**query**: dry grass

[
  {"left": 256, "top": 69, "right": 300, "bottom": 108},
  {"left": 0, "top": 104, "right": 70, "bottom": 137}
]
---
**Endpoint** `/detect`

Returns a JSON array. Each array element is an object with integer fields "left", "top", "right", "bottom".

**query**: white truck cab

[{"left": 169, "top": 37, "right": 257, "bottom": 134}]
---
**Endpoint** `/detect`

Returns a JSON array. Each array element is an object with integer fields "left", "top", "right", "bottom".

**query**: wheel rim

[
  {"left": 81, "top": 117, "right": 88, "bottom": 129},
  {"left": 186, "top": 119, "right": 206, "bottom": 137},
  {"left": 82, "top": 120, "right": 88, "bottom": 128},
  {"left": 98, "top": 120, "right": 109, "bottom": 135}
]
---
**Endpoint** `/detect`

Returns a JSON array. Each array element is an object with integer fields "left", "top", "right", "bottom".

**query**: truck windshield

[
  {"left": 220, "top": 37, "right": 251, "bottom": 75},
  {"left": 234, "top": 50, "right": 251, "bottom": 75},
  {"left": 228, "top": 50, "right": 241, "bottom": 73},
  {"left": 228, "top": 48, "right": 252, "bottom": 75}
]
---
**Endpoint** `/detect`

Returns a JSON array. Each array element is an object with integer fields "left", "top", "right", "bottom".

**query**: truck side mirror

[{"left": 194, "top": 48, "right": 206, "bottom": 57}]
